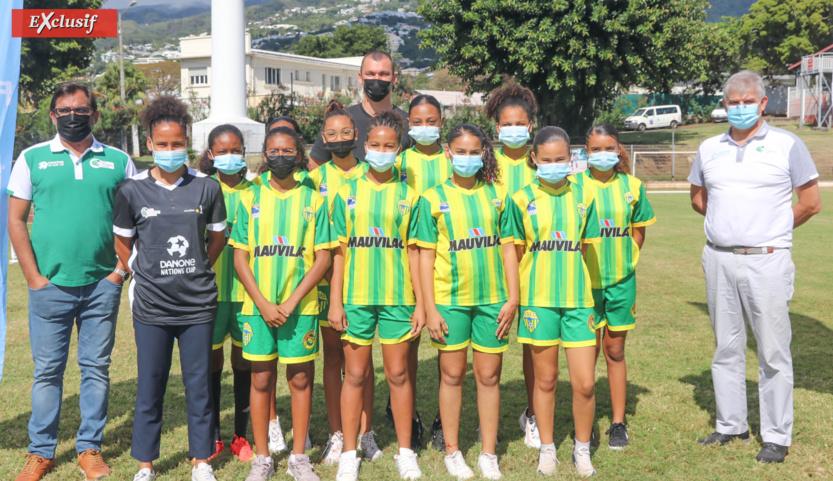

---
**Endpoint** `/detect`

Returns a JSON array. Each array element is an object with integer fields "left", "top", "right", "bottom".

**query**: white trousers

[{"left": 702, "top": 245, "right": 795, "bottom": 446}]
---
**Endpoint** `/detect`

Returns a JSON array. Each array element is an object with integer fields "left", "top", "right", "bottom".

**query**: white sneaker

[
  {"left": 322, "top": 431, "right": 344, "bottom": 465},
  {"left": 287, "top": 454, "right": 319, "bottom": 481},
  {"left": 191, "top": 462, "right": 217, "bottom": 481},
  {"left": 394, "top": 450, "right": 422, "bottom": 480},
  {"left": 133, "top": 468, "right": 156, "bottom": 481},
  {"left": 523, "top": 414, "right": 541, "bottom": 449},
  {"left": 443, "top": 451, "right": 475, "bottom": 481},
  {"left": 359, "top": 431, "right": 383, "bottom": 461},
  {"left": 477, "top": 452, "right": 502, "bottom": 480},
  {"left": 519, "top": 408, "right": 530, "bottom": 433},
  {"left": 335, "top": 452, "right": 360, "bottom": 481},
  {"left": 572, "top": 445, "right": 596, "bottom": 477},
  {"left": 269, "top": 418, "right": 287, "bottom": 453},
  {"left": 246, "top": 455, "right": 275, "bottom": 481},
  {"left": 537, "top": 445, "right": 558, "bottom": 476}
]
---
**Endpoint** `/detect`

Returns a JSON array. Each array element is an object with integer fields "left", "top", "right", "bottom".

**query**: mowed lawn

[{"left": 0, "top": 190, "right": 831, "bottom": 480}]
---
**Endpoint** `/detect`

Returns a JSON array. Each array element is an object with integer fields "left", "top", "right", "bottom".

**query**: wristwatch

[{"left": 114, "top": 268, "right": 130, "bottom": 282}]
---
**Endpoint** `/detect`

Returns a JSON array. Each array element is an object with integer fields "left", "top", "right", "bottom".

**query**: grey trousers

[{"left": 702, "top": 245, "right": 795, "bottom": 446}]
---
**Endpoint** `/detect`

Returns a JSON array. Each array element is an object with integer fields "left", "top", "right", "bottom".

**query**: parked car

[
  {"left": 624, "top": 105, "right": 682, "bottom": 131},
  {"left": 711, "top": 103, "right": 728, "bottom": 122}
]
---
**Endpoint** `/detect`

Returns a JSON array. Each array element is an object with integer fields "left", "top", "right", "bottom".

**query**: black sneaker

[
  {"left": 698, "top": 430, "right": 750, "bottom": 446},
  {"left": 385, "top": 396, "right": 394, "bottom": 425},
  {"left": 756, "top": 442, "right": 787, "bottom": 463},
  {"left": 606, "top": 423, "right": 629, "bottom": 450},
  {"left": 411, "top": 412, "right": 425, "bottom": 449},
  {"left": 431, "top": 415, "right": 444, "bottom": 452}
]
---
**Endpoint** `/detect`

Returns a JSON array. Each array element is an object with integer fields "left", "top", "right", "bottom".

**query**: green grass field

[{"left": 1, "top": 190, "right": 831, "bottom": 480}]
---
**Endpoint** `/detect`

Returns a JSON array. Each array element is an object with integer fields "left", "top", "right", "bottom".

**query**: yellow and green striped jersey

[
  {"left": 255, "top": 170, "right": 316, "bottom": 190},
  {"left": 496, "top": 148, "right": 536, "bottom": 195},
  {"left": 331, "top": 176, "right": 419, "bottom": 305},
  {"left": 229, "top": 180, "right": 338, "bottom": 316},
  {"left": 308, "top": 160, "right": 370, "bottom": 210},
  {"left": 214, "top": 176, "right": 254, "bottom": 302},
  {"left": 571, "top": 170, "right": 656, "bottom": 289},
  {"left": 508, "top": 180, "right": 601, "bottom": 308},
  {"left": 416, "top": 180, "right": 513, "bottom": 306},
  {"left": 395, "top": 146, "right": 452, "bottom": 196}
]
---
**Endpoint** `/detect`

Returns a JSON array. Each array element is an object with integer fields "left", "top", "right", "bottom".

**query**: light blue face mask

[
  {"left": 451, "top": 154, "right": 483, "bottom": 178},
  {"left": 498, "top": 125, "right": 531, "bottom": 149},
  {"left": 588, "top": 151, "right": 620, "bottom": 172},
  {"left": 408, "top": 126, "right": 441, "bottom": 146},
  {"left": 153, "top": 148, "right": 188, "bottom": 173},
  {"left": 536, "top": 162, "right": 572, "bottom": 183},
  {"left": 365, "top": 149, "right": 398, "bottom": 172},
  {"left": 727, "top": 103, "right": 760, "bottom": 130},
  {"left": 212, "top": 153, "right": 246, "bottom": 175}
]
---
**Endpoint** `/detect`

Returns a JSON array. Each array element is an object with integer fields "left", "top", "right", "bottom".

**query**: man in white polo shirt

[{"left": 688, "top": 70, "right": 822, "bottom": 463}]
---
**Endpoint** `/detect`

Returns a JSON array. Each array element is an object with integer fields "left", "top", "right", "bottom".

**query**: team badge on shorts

[
  {"left": 587, "top": 313, "right": 596, "bottom": 332},
  {"left": 624, "top": 192, "right": 635, "bottom": 204},
  {"left": 243, "top": 322, "right": 254, "bottom": 346},
  {"left": 303, "top": 329, "right": 317, "bottom": 350},
  {"left": 302, "top": 206, "right": 314, "bottom": 222},
  {"left": 491, "top": 198, "right": 502, "bottom": 209},
  {"left": 576, "top": 203, "right": 588, "bottom": 219},
  {"left": 527, "top": 201, "right": 537, "bottom": 215},
  {"left": 398, "top": 200, "right": 411, "bottom": 216},
  {"left": 522, "top": 309, "right": 539, "bottom": 333},
  {"left": 631, "top": 302, "right": 637, "bottom": 319},
  {"left": 318, "top": 290, "right": 328, "bottom": 313}
]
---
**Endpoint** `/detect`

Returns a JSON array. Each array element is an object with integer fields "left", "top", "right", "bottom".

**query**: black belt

[{"left": 707, "top": 241, "right": 788, "bottom": 255}]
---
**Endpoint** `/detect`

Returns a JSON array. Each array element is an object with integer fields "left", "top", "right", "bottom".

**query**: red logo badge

[{"left": 12, "top": 10, "right": 118, "bottom": 38}]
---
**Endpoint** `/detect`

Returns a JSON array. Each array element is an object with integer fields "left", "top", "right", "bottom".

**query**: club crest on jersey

[
  {"left": 318, "top": 290, "right": 328, "bottom": 313},
  {"left": 527, "top": 201, "right": 537, "bottom": 215},
  {"left": 347, "top": 196, "right": 356, "bottom": 210},
  {"left": 90, "top": 158, "right": 114, "bottom": 169},
  {"left": 302, "top": 206, "right": 314, "bottom": 222},
  {"left": 140, "top": 207, "right": 160, "bottom": 218},
  {"left": 369, "top": 227, "right": 385, "bottom": 236},
  {"left": 242, "top": 322, "right": 254, "bottom": 346},
  {"left": 587, "top": 313, "right": 597, "bottom": 332},
  {"left": 400, "top": 171, "right": 408, "bottom": 182},
  {"left": 576, "top": 203, "right": 588, "bottom": 218},
  {"left": 551, "top": 231, "right": 567, "bottom": 240},
  {"left": 491, "top": 198, "right": 502, "bottom": 209},
  {"left": 439, "top": 202, "right": 450, "bottom": 213},
  {"left": 624, "top": 192, "right": 636, "bottom": 204},
  {"left": 252, "top": 204, "right": 260, "bottom": 219},
  {"left": 319, "top": 183, "right": 328, "bottom": 196},
  {"left": 522, "top": 309, "right": 539, "bottom": 333},
  {"left": 398, "top": 200, "right": 411, "bottom": 216},
  {"left": 468, "top": 227, "right": 485, "bottom": 237},
  {"left": 273, "top": 236, "right": 289, "bottom": 245},
  {"left": 302, "top": 329, "right": 317, "bottom": 350}
]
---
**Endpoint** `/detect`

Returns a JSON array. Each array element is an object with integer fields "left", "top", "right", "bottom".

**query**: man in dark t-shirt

[{"left": 309, "top": 51, "right": 411, "bottom": 166}]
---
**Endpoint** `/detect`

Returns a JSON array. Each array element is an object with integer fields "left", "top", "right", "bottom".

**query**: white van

[{"left": 623, "top": 105, "right": 682, "bottom": 131}]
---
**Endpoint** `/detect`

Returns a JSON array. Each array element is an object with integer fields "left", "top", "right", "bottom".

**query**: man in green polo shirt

[{"left": 7, "top": 82, "right": 136, "bottom": 481}]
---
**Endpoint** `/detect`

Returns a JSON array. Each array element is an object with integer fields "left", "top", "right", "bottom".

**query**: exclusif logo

[{"left": 12, "top": 9, "right": 118, "bottom": 38}]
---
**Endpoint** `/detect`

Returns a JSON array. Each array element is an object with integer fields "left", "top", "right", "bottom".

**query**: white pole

[{"left": 210, "top": 0, "right": 247, "bottom": 119}]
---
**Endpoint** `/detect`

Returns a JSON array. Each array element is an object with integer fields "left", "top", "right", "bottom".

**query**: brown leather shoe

[
  {"left": 15, "top": 453, "right": 54, "bottom": 481},
  {"left": 78, "top": 449, "right": 110, "bottom": 480}
]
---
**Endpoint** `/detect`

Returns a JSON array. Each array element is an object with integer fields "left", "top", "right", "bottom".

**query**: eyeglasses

[
  {"left": 52, "top": 106, "right": 94, "bottom": 116},
  {"left": 323, "top": 128, "right": 356, "bottom": 141},
  {"left": 266, "top": 149, "right": 297, "bottom": 156}
]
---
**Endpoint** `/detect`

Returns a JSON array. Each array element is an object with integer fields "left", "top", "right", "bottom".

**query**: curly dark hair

[
  {"left": 484, "top": 83, "right": 538, "bottom": 124},
  {"left": 528, "top": 126, "right": 571, "bottom": 169},
  {"left": 197, "top": 124, "right": 247, "bottom": 178},
  {"left": 322, "top": 98, "right": 355, "bottom": 130},
  {"left": 140, "top": 94, "right": 192, "bottom": 136},
  {"left": 258, "top": 126, "right": 309, "bottom": 175},
  {"left": 447, "top": 123, "right": 499, "bottom": 185},
  {"left": 586, "top": 123, "right": 630, "bottom": 175},
  {"left": 367, "top": 109, "right": 404, "bottom": 144}
]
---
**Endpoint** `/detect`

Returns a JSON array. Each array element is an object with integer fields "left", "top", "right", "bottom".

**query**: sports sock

[{"left": 232, "top": 366, "right": 252, "bottom": 438}]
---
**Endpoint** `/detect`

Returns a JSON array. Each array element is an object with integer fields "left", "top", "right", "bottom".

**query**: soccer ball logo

[{"left": 167, "top": 235, "right": 189, "bottom": 257}]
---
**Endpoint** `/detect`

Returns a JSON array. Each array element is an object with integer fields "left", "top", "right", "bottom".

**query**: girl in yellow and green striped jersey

[
  {"left": 506, "top": 127, "right": 601, "bottom": 477},
  {"left": 418, "top": 124, "right": 520, "bottom": 480},
  {"left": 308, "top": 99, "right": 372, "bottom": 464},
  {"left": 572, "top": 123, "right": 656, "bottom": 451},
  {"left": 329, "top": 110, "right": 425, "bottom": 480},
  {"left": 230, "top": 126, "right": 337, "bottom": 479},
  {"left": 197, "top": 124, "right": 256, "bottom": 461},
  {"left": 396, "top": 94, "right": 453, "bottom": 195}
]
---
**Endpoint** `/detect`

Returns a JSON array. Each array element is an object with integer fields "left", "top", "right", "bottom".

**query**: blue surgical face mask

[
  {"left": 536, "top": 163, "right": 572, "bottom": 183},
  {"left": 365, "top": 149, "right": 398, "bottom": 172},
  {"left": 153, "top": 147, "right": 188, "bottom": 173},
  {"left": 451, "top": 154, "right": 483, "bottom": 178},
  {"left": 588, "top": 151, "right": 620, "bottom": 172},
  {"left": 727, "top": 103, "right": 760, "bottom": 130},
  {"left": 408, "top": 126, "right": 441, "bottom": 145},
  {"left": 498, "top": 125, "right": 531, "bottom": 149},
  {"left": 212, "top": 153, "right": 246, "bottom": 175}
]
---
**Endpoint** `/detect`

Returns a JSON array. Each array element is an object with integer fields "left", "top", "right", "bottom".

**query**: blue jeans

[{"left": 27, "top": 278, "right": 122, "bottom": 459}]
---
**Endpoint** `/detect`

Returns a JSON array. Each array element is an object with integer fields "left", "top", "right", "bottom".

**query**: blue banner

[{"left": 0, "top": 0, "right": 24, "bottom": 381}]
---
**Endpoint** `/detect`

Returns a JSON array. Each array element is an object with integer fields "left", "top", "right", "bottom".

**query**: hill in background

[{"left": 706, "top": 0, "right": 757, "bottom": 22}]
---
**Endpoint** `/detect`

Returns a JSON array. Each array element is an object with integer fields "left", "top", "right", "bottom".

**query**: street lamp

[{"left": 119, "top": 0, "right": 137, "bottom": 152}]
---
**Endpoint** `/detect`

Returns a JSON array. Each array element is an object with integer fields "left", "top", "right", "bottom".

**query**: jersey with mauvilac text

[
  {"left": 496, "top": 148, "right": 536, "bottom": 196},
  {"left": 571, "top": 170, "right": 656, "bottom": 289},
  {"left": 229, "top": 180, "right": 337, "bottom": 317},
  {"left": 396, "top": 146, "right": 452, "bottom": 196},
  {"left": 214, "top": 177, "right": 253, "bottom": 302},
  {"left": 331, "top": 176, "right": 419, "bottom": 305},
  {"left": 416, "top": 180, "right": 513, "bottom": 306},
  {"left": 508, "top": 180, "right": 600, "bottom": 308}
]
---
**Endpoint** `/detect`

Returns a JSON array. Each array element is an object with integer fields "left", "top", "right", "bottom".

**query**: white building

[{"left": 179, "top": 33, "right": 363, "bottom": 107}]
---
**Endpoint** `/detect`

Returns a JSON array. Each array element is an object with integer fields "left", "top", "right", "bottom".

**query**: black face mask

[
  {"left": 363, "top": 78, "right": 391, "bottom": 102},
  {"left": 56, "top": 113, "right": 93, "bottom": 143},
  {"left": 266, "top": 155, "right": 297, "bottom": 180},
  {"left": 324, "top": 140, "right": 355, "bottom": 158}
]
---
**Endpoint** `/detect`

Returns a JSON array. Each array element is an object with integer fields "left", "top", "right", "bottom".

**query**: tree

[
  {"left": 94, "top": 62, "right": 149, "bottom": 148},
  {"left": 738, "top": 0, "right": 833, "bottom": 75},
  {"left": 136, "top": 61, "right": 181, "bottom": 97},
  {"left": 697, "top": 20, "right": 743, "bottom": 96},
  {"left": 418, "top": 0, "right": 711, "bottom": 133},
  {"left": 292, "top": 25, "right": 388, "bottom": 58},
  {"left": 19, "top": 0, "right": 104, "bottom": 104}
]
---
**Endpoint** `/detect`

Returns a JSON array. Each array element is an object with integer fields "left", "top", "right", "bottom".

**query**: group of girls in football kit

[{"left": 126, "top": 81, "right": 654, "bottom": 481}]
